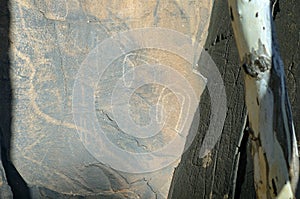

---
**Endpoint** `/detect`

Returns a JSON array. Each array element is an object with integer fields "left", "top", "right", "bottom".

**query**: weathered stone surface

[
  {"left": 274, "top": 0, "right": 300, "bottom": 141},
  {"left": 1, "top": 0, "right": 298, "bottom": 198},
  {"left": 168, "top": 0, "right": 300, "bottom": 198},
  {"left": 7, "top": 0, "right": 212, "bottom": 198},
  {"left": 168, "top": 1, "right": 248, "bottom": 197}
]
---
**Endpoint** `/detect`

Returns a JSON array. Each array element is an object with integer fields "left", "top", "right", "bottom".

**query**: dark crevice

[
  {"left": 271, "top": 179, "right": 278, "bottom": 196},
  {"left": 256, "top": 97, "right": 259, "bottom": 106},
  {"left": 234, "top": 122, "right": 250, "bottom": 199},
  {"left": 0, "top": 0, "right": 31, "bottom": 198},
  {"left": 1, "top": 145, "right": 31, "bottom": 199},
  {"left": 211, "top": 33, "right": 232, "bottom": 46},
  {"left": 271, "top": 0, "right": 280, "bottom": 20},
  {"left": 230, "top": 7, "right": 234, "bottom": 21}
]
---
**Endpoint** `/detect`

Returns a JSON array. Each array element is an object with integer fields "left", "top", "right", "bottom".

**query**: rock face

[
  {"left": 0, "top": 0, "right": 298, "bottom": 198},
  {"left": 0, "top": 0, "right": 14, "bottom": 197},
  {"left": 4, "top": 0, "right": 213, "bottom": 198},
  {"left": 169, "top": 0, "right": 300, "bottom": 198}
]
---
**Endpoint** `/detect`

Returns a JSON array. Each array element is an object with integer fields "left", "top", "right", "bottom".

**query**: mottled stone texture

[
  {"left": 3, "top": 0, "right": 212, "bottom": 198},
  {"left": 0, "top": 0, "right": 298, "bottom": 198}
]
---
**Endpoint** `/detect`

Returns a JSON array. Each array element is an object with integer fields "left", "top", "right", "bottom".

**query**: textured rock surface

[
  {"left": 6, "top": 0, "right": 212, "bottom": 198},
  {"left": 0, "top": 0, "right": 298, "bottom": 198},
  {"left": 168, "top": 0, "right": 300, "bottom": 198}
]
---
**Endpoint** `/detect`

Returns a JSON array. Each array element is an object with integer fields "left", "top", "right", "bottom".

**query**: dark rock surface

[{"left": 168, "top": 0, "right": 300, "bottom": 199}]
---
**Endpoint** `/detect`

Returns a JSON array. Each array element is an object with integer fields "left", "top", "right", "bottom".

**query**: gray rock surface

[
  {"left": 5, "top": 0, "right": 212, "bottom": 198},
  {"left": 0, "top": 0, "right": 298, "bottom": 198}
]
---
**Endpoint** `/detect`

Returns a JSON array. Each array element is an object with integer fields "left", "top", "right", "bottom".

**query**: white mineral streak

[{"left": 228, "top": 0, "right": 299, "bottom": 198}]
